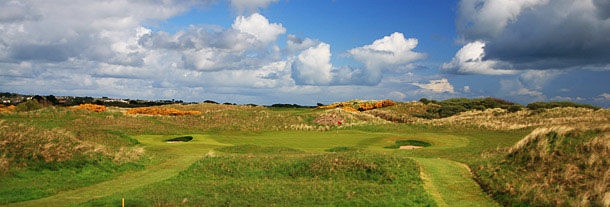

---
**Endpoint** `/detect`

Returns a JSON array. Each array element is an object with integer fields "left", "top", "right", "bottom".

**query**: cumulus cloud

[
  {"left": 291, "top": 43, "right": 333, "bottom": 85},
  {"left": 290, "top": 32, "right": 425, "bottom": 86},
  {"left": 411, "top": 79, "right": 455, "bottom": 93},
  {"left": 456, "top": 0, "right": 610, "bottom": 70},
  {"left": 348, "top": 32, "right": 426, "bottom": 84},
  {"left": 232, "top": 13, "right": 286, "bottom": 43},
  {"left": 441, "top": 41, "right": 516, "bottom": 75},
  {"left": 229, "top": 0, "right": 279, "bottom": 14}
]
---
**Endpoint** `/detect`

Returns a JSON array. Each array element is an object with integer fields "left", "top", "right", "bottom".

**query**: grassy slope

[
  {"left": 7, "top": 134, "right": 227, "bottom": 207},
  {"left": 472, "top": 126, "right": 610, "bottom": 207},
  {"left": 81, "top": 153, "right": 436, "bottom": 207}
]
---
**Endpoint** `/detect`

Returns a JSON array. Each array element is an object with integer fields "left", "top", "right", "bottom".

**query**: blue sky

[{"left": 1, "top": 0, "right": 609, "bottom": 107}]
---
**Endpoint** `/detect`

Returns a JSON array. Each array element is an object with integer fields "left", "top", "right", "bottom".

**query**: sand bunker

[{"left": 399, "top": 145, "right": 424, "bottom": 150}]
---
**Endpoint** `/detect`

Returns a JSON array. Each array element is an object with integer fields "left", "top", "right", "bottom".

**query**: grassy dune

[{"left": 1, "top": 101, "right": 607, "bottom": 206}]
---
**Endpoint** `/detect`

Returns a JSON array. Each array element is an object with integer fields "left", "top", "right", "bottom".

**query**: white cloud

[
  {"left": 348, "top": 32, "right": 426, "bottom": 83},
  {"left": 517, "top": 88, "right": 543, "bottom": 97},
  {"left": 229, "top": 0, "right": 279, "bottom": 14},
  {"left": 290, "top": 43, "right": 333, "bottom": 85},
  {"left": 388, "top": 91, "right": 406, "bottom": 100},
  {"left": 441, "top": 41, "right": 517, "bottom": 75},
  {"left": 412, "top": 78, "right": 455, "bottom": 93},
  {"left": 463, "top": 85, "right": 471, "bottom": 93},
  {"left": 232, "top": 13, "right": 286, "bottom": 43},
  {"left": 597, "top": 93, "right": 610, "bottom": 101}
]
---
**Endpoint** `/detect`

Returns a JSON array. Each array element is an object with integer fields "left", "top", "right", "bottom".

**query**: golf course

[{"left": 1, "top": 99, "right": 608, "bottom": 206}]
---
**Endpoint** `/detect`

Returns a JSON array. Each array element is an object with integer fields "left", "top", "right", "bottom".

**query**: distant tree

[
  {"left": 317, "top": 103, "right": 324, "bottom": 106},
  {"left": 45, "top": 95, "right": 58, "bottom": 105},
  {"left": 32, "top": 95, "right": 44, "bottom": 103},
  {"left": 419, "top": 98, "right": 430, "bottom": 104},
  {"left": 15, "top": 100, "right": 43, "bottom": 112},
  {"left": 204, "top": 100, "right": 218, "bottom": 104}
]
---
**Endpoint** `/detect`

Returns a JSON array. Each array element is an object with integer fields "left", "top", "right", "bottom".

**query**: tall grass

[{"left": 473, "top": 125, "right": 610, "bottom": 207}]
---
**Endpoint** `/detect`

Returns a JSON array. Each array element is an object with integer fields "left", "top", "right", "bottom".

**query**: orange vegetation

[
  {"left": 73, "top": 104, "right": 107, "bottom": 112},
  {"left": 358, "top": 100, "right": 396, "bottom": 111},
  {"left": 0, "top": 104, "right": 15, "bottom": 113},
  {"left": 342, "top": 107, "right": 360, "bottom": 113},
  {"left": 125, "top": 107, "right": 202, "bottom": 116},
  {"left": 317, "top": 102, "right": 352, "bottom": 109}
]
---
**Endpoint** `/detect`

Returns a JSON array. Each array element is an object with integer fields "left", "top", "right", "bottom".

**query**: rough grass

[
  {"left": 325, "top": 146, "right": 362, "bottom": 152},
  {"left": 79, "top": 153, "right": 436, "bottom": 207},
  {"left": 215, "top": 144, "right": 304, "bottom": 154},
  {"left": 416, "top": 107, "right": 610, "bottom": 130},
  {"left": 472, "top": 125, "right": 610, "bottom": 207}
]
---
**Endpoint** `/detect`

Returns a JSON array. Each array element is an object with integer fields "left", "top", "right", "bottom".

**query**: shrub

[
  {"left": 73, "top": 104, "right": 107, "bottom": 112},
  {"left": 507, "top": 105, "right": 523, "bottom": 113},
  {"left": 438, "top": 104, "right": 468, "bottom": 118},
  {"left": 15, "top": 100, "right": 43, "bottom": 112},
  {"left": 526, "top": 101, "right": 601, "bottom": 110},
  {"left": 419, "top": 98, "right": 430, "bottom": 104}
]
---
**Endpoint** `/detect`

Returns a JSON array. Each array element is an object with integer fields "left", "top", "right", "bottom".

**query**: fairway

[{"left": 6, "top": 129, "right": 500, "bottom": 206}]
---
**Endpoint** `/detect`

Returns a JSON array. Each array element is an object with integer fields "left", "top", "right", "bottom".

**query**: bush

[
  {"left": 419, "top": 98, "right": 430, "bottom": 104},
  {"left": 15, "top": 100, "right": 43, "bottom": 112},
  {"left": 526, "top": 101, "right": 601, "bottom": 110},
  {"left": 507, "top": 105, "right": 523, "bottom": 113},
  {"left": 438, "top": 104, "right": 468, "bottom": 118}
]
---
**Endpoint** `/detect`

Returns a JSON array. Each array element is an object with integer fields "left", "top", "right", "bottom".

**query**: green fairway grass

[{"left": 1, "top": 104, "right": 544, "bottom": 207}]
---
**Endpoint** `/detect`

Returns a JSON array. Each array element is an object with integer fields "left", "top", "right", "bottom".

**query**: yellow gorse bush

[
  {"left": 0, "top": 104, "right": 13, "bottom": 113},
  {"left": 125, "top": 107, "right": 202, "bottom": 116},
  {"left": 317, "top": 102, "right": 352, "bottom": 109},
  {"left": 358, "top": 100, "right": 396, "bottom": 111},
  {"left": 73, "top": 104, "right": 107, "bottom": 112},
  {"left": 342, "top": 107, "right": 360, "bottom": 113}
]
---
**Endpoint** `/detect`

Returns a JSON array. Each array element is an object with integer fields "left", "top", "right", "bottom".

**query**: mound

[
  {"left": 384, "top": 140, "right": 431, "bottom": 149},
  {"left": 215, "top": 144, "right": 303, "bottom": 154},
  {"left": 474, "top": 126, "right": 610, "bottom": 207},
  {"left": 83, "top": 153, "right": 434, "bottom": 206}
]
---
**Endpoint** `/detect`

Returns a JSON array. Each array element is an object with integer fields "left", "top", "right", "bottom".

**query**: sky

[{"left": 1, "top": 0, "right": 609, "bottom": 107}]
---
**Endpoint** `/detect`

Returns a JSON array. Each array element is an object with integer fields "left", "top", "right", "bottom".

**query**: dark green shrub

[
  {"left": 507, "top": 105, "right": 523, "bottom": 113},
  {"left": 419, "top": 98, "right": 430, "bottom": 104},
  {"left": 526, "top": 101, "right": 601, "bottom": 110},
  {"left": 438, "top": 104, "right": 468, "bottom": 118},
  {"left": 15, "top": 100, "right": 43, "bottom": 112}
]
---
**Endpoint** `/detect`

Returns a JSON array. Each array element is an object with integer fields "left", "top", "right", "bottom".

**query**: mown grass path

[
  {"left": 8, "top": 135, "right": 227, "bottom": 207},
  {"left": 411, "top": 157, "right": 499, "bottom": 207}
]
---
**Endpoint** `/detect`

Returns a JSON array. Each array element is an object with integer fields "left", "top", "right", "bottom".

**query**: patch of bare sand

[{"left": 399, "top": 145, "right": 424, "bottom": 150}]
